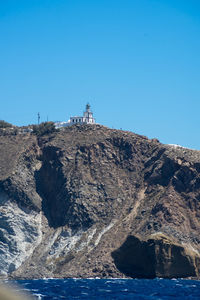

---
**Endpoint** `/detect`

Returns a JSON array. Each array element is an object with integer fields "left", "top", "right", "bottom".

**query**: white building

[
  {"left": 55, "top": 104, "right": 96, "bottom": 128},
  {"left": 69, "top": 103, "right": 95, "bottom": 125},
  {"left": 54, "top": 121, "right": 69, "bottom": 128}
]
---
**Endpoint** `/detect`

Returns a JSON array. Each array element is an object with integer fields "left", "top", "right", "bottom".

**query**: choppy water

[{"left": 12, "top": 278, "right": 200, "bottom": 299}]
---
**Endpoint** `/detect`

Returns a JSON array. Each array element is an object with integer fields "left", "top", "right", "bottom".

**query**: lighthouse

[
  {"left": 83, "top": 103, "right": 95, "bottom": 124},
  {"left": 69, "top": 103, "right": 96, "bottom": 125},
  {"left": 54, "top": 104, "right": 96, "bottom": 128}
]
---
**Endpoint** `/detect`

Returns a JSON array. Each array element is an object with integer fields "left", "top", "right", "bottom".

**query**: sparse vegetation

[
  {"left": 32, "top": 122, "right": 57, "bottom": 136},
  {"left": 0, "top": 120, "right": 13, "bottom": 128}
]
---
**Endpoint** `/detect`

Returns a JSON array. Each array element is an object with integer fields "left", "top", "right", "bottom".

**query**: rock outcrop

[
  {"left": 0, "top": 124, "right": 200, "bottom": 279},
  {"left": 112, "top": 233, "right": 200, "bottom": 278}
]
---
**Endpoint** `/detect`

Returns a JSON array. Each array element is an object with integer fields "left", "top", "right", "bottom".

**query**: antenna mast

[{"left": 38, "top": 112, "right": 40, "bottom": 125}]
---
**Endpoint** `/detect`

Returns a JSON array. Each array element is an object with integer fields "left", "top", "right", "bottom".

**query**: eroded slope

[{"left": 0, "top": 125, "right": 200, "bottom": 279}]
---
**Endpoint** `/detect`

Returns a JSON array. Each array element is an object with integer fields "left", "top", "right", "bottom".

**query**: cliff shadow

[
  {"left": 111, "top": 235, "right": 156, "bottom": 279},
  {"left": 34, "top": 146, "right": 70, "bottom": 228},
  {"left": 34, "top": 145, "right": 93, "bottom": 229}
]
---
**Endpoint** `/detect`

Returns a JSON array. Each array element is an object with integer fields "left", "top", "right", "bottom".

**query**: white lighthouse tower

[{"left": 83, "top": 103, "right": 95, "bottom": 124}]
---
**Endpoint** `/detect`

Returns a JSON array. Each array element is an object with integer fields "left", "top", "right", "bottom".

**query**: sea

[{"left": 7, "top": 278, "right": 200, "bottom": 299}]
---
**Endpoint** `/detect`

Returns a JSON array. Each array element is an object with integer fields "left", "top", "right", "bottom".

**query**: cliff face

[
  {"left": 112, "top": 233, "right": 200, "bottom": 278},
  {"left": 1, "top": 124, "right": 200, "bottom": 279}
]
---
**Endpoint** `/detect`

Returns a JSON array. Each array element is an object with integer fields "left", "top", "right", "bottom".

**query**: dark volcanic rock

[
  {"left": 0, "top": 124, "right": 200, "bottom": 279},
  {"left": 112, "top": 233, "right": 200, "bottom": 278}
]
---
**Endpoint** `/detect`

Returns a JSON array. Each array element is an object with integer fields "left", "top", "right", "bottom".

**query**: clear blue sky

[{"left": 0, "top": 0, "right": 200, "bottom": 149}]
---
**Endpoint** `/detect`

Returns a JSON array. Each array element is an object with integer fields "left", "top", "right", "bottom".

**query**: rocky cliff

[{"left": 1, "top": 124, "right": 200, "bottom": 279}]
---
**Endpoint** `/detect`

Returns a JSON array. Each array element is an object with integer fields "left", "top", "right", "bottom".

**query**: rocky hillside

[{"left": 1, "top": 124, "right": 200, "bottom": 279}]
